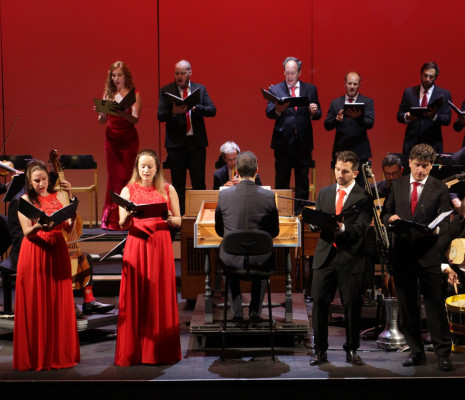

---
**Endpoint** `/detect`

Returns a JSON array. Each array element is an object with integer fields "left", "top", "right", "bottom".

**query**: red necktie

[
  {"left": 421, "top": 90, "right": 428, "bottom": 107},
  {"left": 336, "top": 188, "right": 345, "bottom": 215},
  {"left": 333, "top": 189, "right": 346, "bottom": 247},
  {"left": 411, "top": 182, "right": 421, "bottom": 215},
  {"left": 291, "top": 86, "right": 297, "bottom": 111},
  {"left": 347, "top": 97, "right": 354, "bottom": 103},
  {"left": 183, "top": 87, "right": 191, "bottom": 132}
]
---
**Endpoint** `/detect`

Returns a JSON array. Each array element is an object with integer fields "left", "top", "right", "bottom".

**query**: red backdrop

[{"left": 1, "top": 0, "right": 464, "bottom": 221}]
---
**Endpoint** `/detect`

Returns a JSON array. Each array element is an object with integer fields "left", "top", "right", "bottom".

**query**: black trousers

[
  {"left": 311, "top": 247, "right": 364, "bottom": 353},
  {"left": 274, "top": 147, "right": 312, "bottom": 215},
  {"left": 167, "top": 136, "right": 206, "bottom": 216},
  {"left": 393, "top": 260, "right": 451, "bottom": 357},
  {"left": 227, "top": 278, "right": 266, "bottom": 318}
]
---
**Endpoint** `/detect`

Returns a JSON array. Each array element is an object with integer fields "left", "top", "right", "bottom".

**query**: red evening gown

[
  {"left": 101, "top": 104, "right": 139, "bottom": 230},
  {"left": 13, "top": 193, "right": 80, "bottom": 371},
  {"left": 115, "top": 183, "right": 181, "bottom": 366}
]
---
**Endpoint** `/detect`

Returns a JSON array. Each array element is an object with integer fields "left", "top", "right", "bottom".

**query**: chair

[
  {"left": 220, "top": 229, "right": 275, "bottom": 362},
  {"left": 0, "top": 154, "right": 33, "bottom": 171},
  {"left": 59, "top": 155, "right": 98, "bottom": 227},
  {"left": 309, "top": 159, "right": 316, "bottom": 202}
]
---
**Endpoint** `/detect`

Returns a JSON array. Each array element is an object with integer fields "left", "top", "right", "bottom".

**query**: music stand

[
  {"left": 3, "top": 174, "right": 25, "bottom": 202},
  {"left": 278, "top": 195, "right": 316, "bottom": 298},
  {"left": 99, "top": 238, "right": 126, "bottom": 262}
]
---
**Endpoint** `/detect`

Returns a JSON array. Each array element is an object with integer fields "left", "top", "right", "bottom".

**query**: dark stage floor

[{"left": 1, "top": 285, "right": 464, "bottom": 399}]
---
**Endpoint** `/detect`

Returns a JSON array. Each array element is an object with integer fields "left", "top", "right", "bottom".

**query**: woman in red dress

[
  {"left": 13, "top": 160, "right": 80, "bottom": 371},
  {"left": 96, "top": 60, "right": 141, "bottom": 230},
  {"left": 115, "top": 149, "right": 182, "bottom": 366}
]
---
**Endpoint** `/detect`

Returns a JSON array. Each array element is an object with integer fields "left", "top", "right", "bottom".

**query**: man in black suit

[
  {"left": 324, "top": 71, "right": 375, "bottom": 174},
  {"left": 397, "top": 61, "right": 452, "bottom": 170},
  {"left": 310, "top": 151, "right": 373, "bottom": 366},
  {"left": 213, "top": 141, "right": 262, "bottom": 190},
  {"left": 266, "top": 56, "right": 321, "bottom": 215},
  {"left": 381, "top": 143, "right": 453, "bottom": 371},
  {"left": 215, "top": 151, "right": 279, "bottom": 320},
  {"left": 158, "top": 60, "right": 217, "bottom": 215}
]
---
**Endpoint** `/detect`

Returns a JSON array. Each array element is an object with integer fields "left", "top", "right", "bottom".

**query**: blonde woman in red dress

[
  {"left": 115, "top": 149, "right": 182, "bottom": 366},
  {"left": 13, "top": 160, "right": 80, "bottom": 371},
  {"left": 96, "top": 60, "right": 141, "bottom": 230}
]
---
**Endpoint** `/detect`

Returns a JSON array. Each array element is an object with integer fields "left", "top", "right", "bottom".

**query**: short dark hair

[
  {"left": 283, "top": 57, "right": 302, "bottom": 71},
  {"left": 421, "top": 61, "right": 439, "bottom": 77},
  {"left": 382, "top": 154, "right": 402, "bottom": 169},
  {"left": 409, "top": 143, "right": 435, "bottom": 163},
  {"left": 335, "top": 151, "right": 360, "bottom": 171},
  {"left": 236, "top": 151, "right": 257, "bottom": 178}
]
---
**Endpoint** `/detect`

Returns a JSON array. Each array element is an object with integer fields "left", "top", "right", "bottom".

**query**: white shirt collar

[
  {"left": 288, "top": 81, "right": 300, "bottom": 90},
  {"left": 409, "top": 175, "right": 428, "bottom": 185},
  {"left": 421, "top": 85, "right": 434, "bottom": 96},
  {"left": 337, "top": 179, "right": 356, "bottom": 195}
]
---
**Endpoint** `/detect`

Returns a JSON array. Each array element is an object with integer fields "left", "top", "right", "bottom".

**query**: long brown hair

[
  {"left": 104, "top": 61, "right": 135, "bottom": 100},
  {"left": 128, "top": 149, "right": 167, "bottom": 199},
  {"left": 24, "top": 159, "right": 55, "bottom": 206}
]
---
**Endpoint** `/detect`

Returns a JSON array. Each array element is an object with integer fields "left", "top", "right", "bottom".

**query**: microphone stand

[{"left": 278, "top": 195, "right": 316, "bottom": 299}]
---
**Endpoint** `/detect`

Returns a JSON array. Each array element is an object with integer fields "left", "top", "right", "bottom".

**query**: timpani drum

[{"left": 445, "top": 294, "right": 465, "bottom": 353}]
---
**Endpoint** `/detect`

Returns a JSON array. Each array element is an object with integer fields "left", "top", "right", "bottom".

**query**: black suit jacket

[
  {"left": 213, "top": 165, "right": 262, "bottom": 190},
  {"left": 312, "top": 183, "right": 373, "bottom": 274},
  {"left": 157, "top": 81, "right": 216, "bottom": 149},
  {"left": 266, "top": 80, "right": 321, "bottom": 153},
  {"left": 324, "top": 94, "right": 375, "bottom": 160},
  {"left": 397, "top": 85, "right": 452, "bottom": 156},
  {"left": 381, "top": 174, "right": 450, "bottom": 267},
  {"left": 215, "top": 180, "right": 279, "bottom": 269}
]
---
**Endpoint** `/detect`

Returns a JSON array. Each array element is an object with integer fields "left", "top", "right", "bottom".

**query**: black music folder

[
  {"left": 111, "top": 192, "right": 168, "bottom": 219},
  {"left": 449, "top": 100, "right": 465, "bottom": 116},
  {"left": 163, "top": 88, "right": 200, "bottom": 111},
  {"left": 3, "top": 173, "right": 25, "bottom": 202},
  {"left": 388, "top": 210, "right": 453, "bottom": 233},
  {"left": 18, "top": 197, "right": 79, "bottom": 228},
  {"left": 409, "top": 95, "right": 444, "bottom": 118},
  {"left": 302, "top": 197, "right": 372, "bottom": 231},
  {"left": 94, "top": 87, "right": 136, "bottom": 116},
  {"left": 343, "top": 102, "right": 365, "bottom": 116},
  {"left": 261, "top": 88, "right": 310, "bottom": 108},
  {"left": 302, "top": 207, "right": 340, "bottom": 231}
]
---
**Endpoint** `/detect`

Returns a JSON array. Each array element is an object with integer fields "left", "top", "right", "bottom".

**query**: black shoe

[
  {"left": 82, "top": 300, "right": 115, "bottom": 314},
  {"left": 75, "top": 304, "right": 83, "bottom": 318},
  {"left": 402, "top": 352, "right": 426, "bottom": 367},
  {"left": 310, "top": 351, "right": 327, "bottom": 366},
  {"left": 346, "top": 350, "right": 363, "bottom": 365},
  {"left": 438, "top": 357, "right": 452, "bottom": 371}
]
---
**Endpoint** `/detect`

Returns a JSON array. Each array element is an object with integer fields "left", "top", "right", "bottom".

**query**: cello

[{"left": 49, "top": 150, "right": 91, "bottom": 290}]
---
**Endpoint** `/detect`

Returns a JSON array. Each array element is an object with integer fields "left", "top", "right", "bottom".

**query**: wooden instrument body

[{"left": 49, "top": 150, "right": 91, "bottom": 289}]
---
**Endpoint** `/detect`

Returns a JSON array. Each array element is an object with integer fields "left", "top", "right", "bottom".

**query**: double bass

[{"left": 49, "top": 150, "right": 91, "bottom": 290}]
